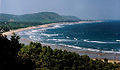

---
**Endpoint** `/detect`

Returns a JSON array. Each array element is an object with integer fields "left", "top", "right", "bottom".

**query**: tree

[
  {"left": 0, "top": 33, "right": 21, "bottom": 69},
  {"left": 18, "top": 42, "right": 120, "bottom": 70},
  {"left": 0, "top": 33, "right": 36, "bottom": 70}
]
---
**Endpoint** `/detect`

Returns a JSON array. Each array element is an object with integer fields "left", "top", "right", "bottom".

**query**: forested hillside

[
  {"left": 0, "top": 12, "right": 80, "bottom": 23},
  {"left": 0, "top": 12, "right": 80, "bottom": 33}
]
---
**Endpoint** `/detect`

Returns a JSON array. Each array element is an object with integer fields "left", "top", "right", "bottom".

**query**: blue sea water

[{"left": 18, "top": 21, "right": 120, "bottom": 53}]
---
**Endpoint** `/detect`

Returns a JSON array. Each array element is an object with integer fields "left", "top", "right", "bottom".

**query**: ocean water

[{"left": 17, "top": 21, "right": 120, "bottom": 53}]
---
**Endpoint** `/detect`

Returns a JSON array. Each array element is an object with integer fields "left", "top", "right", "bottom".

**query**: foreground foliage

[
  {"left": 0, "top": 34, "right": 120, "bottom": 70},
  {"left": 19, "top": 42, "right": 120, "bottom": 70},
  {"left": 0, "top": 34, "right": 35, "bottom": 70}
]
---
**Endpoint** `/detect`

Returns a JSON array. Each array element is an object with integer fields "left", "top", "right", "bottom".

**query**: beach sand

[
  {"left": 2, "top": 23, "right": 56, "bottom": 35},
  {"left": 2, "top": 21, "right": 100, "bottom": 36},
  {"left": 2, "top": 21, "right": 120, "bottom": 63}
]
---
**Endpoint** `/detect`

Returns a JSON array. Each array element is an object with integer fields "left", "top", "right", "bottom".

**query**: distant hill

[
  {"left": 0, "top": 12, "right": 80, "bottom": 23},
  {"left": 63, "top": 16, "right": 81, "bottom": 21},
  {"left": 0, "top": 14, "right": 16, "bottom": 22}
]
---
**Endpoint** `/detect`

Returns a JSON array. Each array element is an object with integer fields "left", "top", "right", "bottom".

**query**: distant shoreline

[
  {"left": 4, "top": 21, "right": 120, "bottom": 63},
  {"left": 2, "top": 21, "right": 101, "bottom": 36}
]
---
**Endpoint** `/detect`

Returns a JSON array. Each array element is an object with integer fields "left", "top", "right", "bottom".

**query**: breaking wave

[
  {"left": 47, "top": 39, "right": 74, "bottom": 42},
  {"left": 58, "top": 44, "right": 120, "bottom": 53},
  {"left": 83, "top": 39, "right": 116, "bottom": 44},
  {"left": 41, "top": 33, "right": 59, "bottom": 37}
]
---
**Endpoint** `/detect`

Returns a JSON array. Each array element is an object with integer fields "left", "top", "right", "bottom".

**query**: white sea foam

[
  {"left": 41, "top": 43, "right": 102, "bottom": 53},
  {"left": 44, "top": 24, "right": 64, "bottom": 30},
  {"left": 41, "top": 33, "right": 59, "bottom": 37},
  {"left": 35, "top": 24, "right": 64, "bottom": 32},
  {"left": 29, "top": 35, "right": 36, "bottom": 39},
  {"left": 55, "top": 24, "right": 61, "bottom": 26},
  {"left": 83, "top": 39, "right": 116, "bottom": 44},
  {"left": 47, "top": 39, "right": 73, "bottom": 42},
  {"left": 58, "top": 44, "right": 100, "bottom": 52},
  {"left": 36, "top": 28, "right": 46, "bottom": 31},
  {"left": 102, "top": 50, "right": 120, "bottom": 54},
  {"left": 50, "top": 24, "right": 64, "bottom": 29},
  {"left": 74, "top": 38, "right": 78, "bottom": 40},
  {"left": 31, "top": 30, "right": 38, "bottom": 32},
  {"left": 116, "top": 40, "right": 120, "bottom": 42},
  {"left": 29, "top": 35, "right": 42, "bottom": 41},
  {"left": 83, "top": 48, "right": 100, "bottom": 52},
  {"left": 58, "top": 44, "right": 120, "bottom": 53},
  {"left": 66, "top": 36, "right": 69, "bottom": 39},
  {"left": 47, "top": 39, "right": 58, "bottom": 41},
  {"left": 83, "top": 39, "right": 106, "bottom": 43}
]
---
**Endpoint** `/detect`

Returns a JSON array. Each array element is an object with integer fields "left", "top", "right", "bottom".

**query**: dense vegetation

[
  {"left": 0, "top": 34, "right": 119, "bottom": 70},
  {"left": 0, "top": 12, "right": 80, "bottom": 23},
  {"left": 0, "top": 33, "right": 35, "bottom": 70},
  {"left": 0, "top": 12, "right": 80, "bottom": 33},
  {"left": 0, "top": 21, "right": 44, "bottom": 32}
]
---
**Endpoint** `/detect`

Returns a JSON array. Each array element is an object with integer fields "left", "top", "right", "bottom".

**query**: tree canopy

[
  {"left": 0, "top": 34, "right": 120, "bottom": 70},
  {"left": 19, "top": 42, "right": 120, "bottom": 70}
]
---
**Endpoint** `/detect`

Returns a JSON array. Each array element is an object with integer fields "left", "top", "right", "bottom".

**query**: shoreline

[
  {"left": 2, "top": 21, "right": 120, "bottom": 63},
  {"left": 2, "top": 21, "right": 101, "bottom": 36},
  {"left": 19, "top": 38, "right": 120, "bottom": 63},
  {"left": 44, "top": 43, "right": 120, "bottom": 63}
]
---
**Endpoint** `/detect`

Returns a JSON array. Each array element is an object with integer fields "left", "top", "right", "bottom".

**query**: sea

[{"left": 17, "top": 21, "right": 120, "bottom": 54}]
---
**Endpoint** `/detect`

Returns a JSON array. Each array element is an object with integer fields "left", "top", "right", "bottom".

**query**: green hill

[
  {"left": 63, "top": 16, "right": 81, "bottom": 21},
  {"left": 0, "top": 13, "right": 16, "bottom": 22},
  {"left": 0, "top": 12, "right": 80, "bottom": 23}
]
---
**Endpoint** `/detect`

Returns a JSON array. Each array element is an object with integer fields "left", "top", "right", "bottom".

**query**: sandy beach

[
  {"left": 2, "top": 23, "right": 56, "bottom": 35},
  {"left": 2, "top": 21, "right": 101, "bottom": 36},
  {"left": 2, "top": 21, "right": 120, "bottom": 63}
]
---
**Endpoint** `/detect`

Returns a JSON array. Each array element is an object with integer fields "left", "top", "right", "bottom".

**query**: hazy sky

[{"left": 0, "top": 0, "right": 120, "bottom": 20}]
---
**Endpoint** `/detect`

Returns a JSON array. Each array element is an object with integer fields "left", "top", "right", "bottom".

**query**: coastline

[
  {"left": 2, "top": 21, "right": 101, "bottom": 36},
  {"left": 45, "top": 43, "right": 120, "bottom": 63},
  {"left": 2, "top": 21, "right": 120, "bottom": 63},
  {"left": 19, "top": 38, "right": 120, "bottom": 63}
]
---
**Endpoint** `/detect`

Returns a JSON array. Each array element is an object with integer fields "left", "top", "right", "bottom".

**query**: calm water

[{"left": 18, "top": 21, "right": 120, "bottom": 53}]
